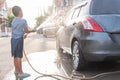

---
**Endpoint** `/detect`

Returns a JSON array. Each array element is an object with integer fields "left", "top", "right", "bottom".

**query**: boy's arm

[
  {"left": 23, "top": 33, "right": 28, "bottom": 39},
  {"left": 24, "top": 27, "right": 36, "bottom": 39},
  {"left": 24, "top": 27, "right": 36, "bottom": 33}
]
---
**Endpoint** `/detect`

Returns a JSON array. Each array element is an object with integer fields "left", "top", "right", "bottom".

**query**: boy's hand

[
  {"left": 23, "top": 33, "right": 28, "bottom": 39},
  {"left": 25, "top": 28, "right": 36, "bottom": 33},
  {"left": 31, "top": 29, "right": 36, "bottom": 32},
  {"left": 28, "top": 28, "right": 36, "bottom": 33}
]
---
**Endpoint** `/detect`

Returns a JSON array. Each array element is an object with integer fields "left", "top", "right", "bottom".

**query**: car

[
  {"left": 56, "top": 0, "right": 120, "bottom": 70},
  {"left": 43, "top": 26, "right": 58, "bottom": 38},
  {"left": 36, "top": 26, "right": 43, "bottom": 34},
  {"left": 37, "top": 21, "right": 58, "bottom": 38}
]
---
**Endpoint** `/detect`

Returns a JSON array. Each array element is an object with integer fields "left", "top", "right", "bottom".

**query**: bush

[
  {"left": 7, "top": 14, "right": 15, "bottom": 27},
  {"left": 35, "top": 15, "right": 47, "bottom": 28}
]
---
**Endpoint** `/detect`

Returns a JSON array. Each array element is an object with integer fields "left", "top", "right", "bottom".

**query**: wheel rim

[{"left": 72, "top": 41, "right": 79, "bottom": 70}]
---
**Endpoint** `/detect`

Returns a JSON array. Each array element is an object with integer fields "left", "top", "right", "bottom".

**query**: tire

[{"left": 72, "top": 40, "right": 86, "bottom": 71}]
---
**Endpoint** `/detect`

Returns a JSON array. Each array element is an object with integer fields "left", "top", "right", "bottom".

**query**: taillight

[{"left": 81, "top": 17, "right": 103, "bottom": 32}]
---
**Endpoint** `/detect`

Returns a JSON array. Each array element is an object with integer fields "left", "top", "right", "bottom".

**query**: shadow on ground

[{"left": 59, "top": 53, "right": 120, "bottom": 80}]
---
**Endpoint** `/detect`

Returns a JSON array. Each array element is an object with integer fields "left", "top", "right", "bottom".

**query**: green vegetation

[
  {"left": 7, "top": 14, "right": 15, "bottom": 27},
  {"left": 35, "top": 12, "right": 49, "bottom": 28},
  {"left": 35, "top": 16, "right": 47, "bottom": 28}
]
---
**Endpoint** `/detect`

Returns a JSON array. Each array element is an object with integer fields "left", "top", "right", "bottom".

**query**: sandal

[
  {"left": 14, "top": 71, "right": 18, "bottom": 80},
  {"left": 18, "top": 73, "right": 30, "bottom": 79}
]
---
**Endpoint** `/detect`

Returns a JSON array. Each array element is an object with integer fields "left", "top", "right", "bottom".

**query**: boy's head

[{"left": 12, "top": 6, "right": 23, "bottom": 17}]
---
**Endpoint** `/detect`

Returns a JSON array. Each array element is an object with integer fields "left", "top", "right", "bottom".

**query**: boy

[{"left": 11, "top": 6, "right": 35, "bottom": 79}]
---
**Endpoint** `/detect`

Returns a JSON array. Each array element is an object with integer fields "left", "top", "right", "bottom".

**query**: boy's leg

[
  {"left": 14, "top": 57, "right": 23, "bottom": 74},
  {"left": 14, "top": 57, "right": 30, "bottom": 79}
]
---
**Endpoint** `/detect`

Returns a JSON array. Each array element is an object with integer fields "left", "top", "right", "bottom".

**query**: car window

[
  {"left": 65, "top": 9, "right": 75, "bottom": 26},
  {"left": 65, "top": 9, "right": 74, "bottom": 22},
  {"left": 90, "top": 0, "right": 120, "bottom": 15},
  {"left": 72, "top": 8, "right": 81, "bottom": 19},
  {"left": 79, "top": 4, "right": 89, "bottom": 16}
]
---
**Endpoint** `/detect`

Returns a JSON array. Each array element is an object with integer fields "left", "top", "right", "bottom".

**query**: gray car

[{"left": 56, "top": 0, "right": 120, "bottom": 70}]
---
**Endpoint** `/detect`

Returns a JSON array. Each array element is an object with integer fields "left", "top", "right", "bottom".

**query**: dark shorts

[{"left": 11, "top": 37, "right": 23, "bottom": 58}]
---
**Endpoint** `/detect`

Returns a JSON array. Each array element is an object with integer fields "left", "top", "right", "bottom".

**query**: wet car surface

[{"left": 56, "top": 0, "right": 120, "bottom": 70}]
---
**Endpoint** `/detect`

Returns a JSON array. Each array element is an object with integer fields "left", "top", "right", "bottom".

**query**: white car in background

[
  {"left": 37, "top": 23, "right": 58, "bottom": 38},
  {"left": 43, "top": 26, "right": 57, "bottom": 38}
]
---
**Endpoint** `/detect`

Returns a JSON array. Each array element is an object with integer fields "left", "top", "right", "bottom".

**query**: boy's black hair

[{"left": 12, "top": 6, "right": 21, "bottom": 17}]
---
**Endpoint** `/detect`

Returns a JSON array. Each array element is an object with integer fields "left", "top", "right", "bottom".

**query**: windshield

[{"left": 90, "top": 0, "right": 120, "bottom": 15}]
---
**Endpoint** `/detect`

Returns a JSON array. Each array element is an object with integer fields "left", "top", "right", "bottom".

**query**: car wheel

[{"left": 72, "top": 40, "right": 85, "bottom": 71}]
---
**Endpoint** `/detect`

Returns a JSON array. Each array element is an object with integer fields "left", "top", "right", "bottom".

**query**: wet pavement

[
  {"left": 4, "top": 50, "right": 67, "bottom": 80},
  {"left": 1, "top": 33, "right": 120, "bottom": 80},
  {"left": 59, "top": 53, "right": 120, "bottom": 80},
  {"left": 0, "top": 33, "right": 57, "bottom": 80},
  {"left": 4, "top": 50, "right": 120, "bottom": 80}
]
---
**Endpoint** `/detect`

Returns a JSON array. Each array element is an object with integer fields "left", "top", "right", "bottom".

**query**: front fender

[{"left": 56, "top": 26, "right": 64, "bottom": 36}]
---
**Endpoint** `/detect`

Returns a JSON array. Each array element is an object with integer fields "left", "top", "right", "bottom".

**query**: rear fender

[
  {"left": 70, "top": 27, "right": 86, "bottom": 60},
  {"left": 70, "top": 28, "right": 82, "bottom": 51},
  {"left": 70, "top": 24, "right": 83, "bottom": 48}
]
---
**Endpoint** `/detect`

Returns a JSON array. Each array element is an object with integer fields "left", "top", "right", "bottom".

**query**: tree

[
  {"left": 35, "top": 15, "right": 47, "bottom": 28},
  {"left": 7, "top": 14, "right": 15, "bottom": 27}
]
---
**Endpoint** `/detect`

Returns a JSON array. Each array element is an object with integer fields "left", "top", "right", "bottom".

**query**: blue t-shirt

[{"left": 12, "top": 18, "right": 28, "bottom": 39}]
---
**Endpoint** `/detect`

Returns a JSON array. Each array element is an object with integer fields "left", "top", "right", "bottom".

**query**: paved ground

[
  {"left": 59, "top": 53, "right": 120, "bottom": 80},
  {"left": 4, "top": 50, "right": 67, "bottom": 80},
  {"left": 0, "top": 33, "right": 57, "bottom": 80},
  {"left": 0, "top": 37, "right": 13, "bottom": 80},
  {"left": 1, "top": 33, "right": 120, "bottom": 80}
]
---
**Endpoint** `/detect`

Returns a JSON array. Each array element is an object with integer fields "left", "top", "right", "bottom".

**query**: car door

[
  {"left": 59, "top": 9, "right": 74, "bottom": 48},
  {"left": 61, "top": 7, "right": 81, "bottom": 50}
]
